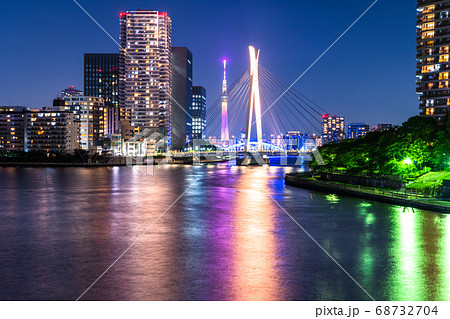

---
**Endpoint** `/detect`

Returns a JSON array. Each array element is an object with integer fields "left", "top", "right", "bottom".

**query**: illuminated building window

[
  {"left": 440, "top": 46, "right": 450, "bottom": 54},
  {"left": 426, "top": 108, "right": 435, "bottom": 115},
  {"left": 422, "top": 65, "right": 435, "bottom": 73},
  {"left": 422, "top": 31, "right": 435, "bottom": 39},
  {"left": 423, "top": 5, "right": 435, "bottom": 14},
  {"left": 423, "top": 22, "right": 435, "bottom": 31},
  {"left": 439, "top": 81, "right": 449, "bottom": 88},
  {"left": 424, "top": 14, "right": 434, "bottom": 21},
  {"left": 439, "top": 72, "right": 449, "bottom": 80},
  {"left": 439, "top": 54, "right": 449, "bottom": 62}
]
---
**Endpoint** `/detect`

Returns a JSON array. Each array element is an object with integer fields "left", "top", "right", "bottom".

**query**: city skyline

[
  {"left": 0, "top": 0, "right": 417, "bottom": 127},
  {"left": 1, "top": 0, "right": 450, "bottom": 308}
]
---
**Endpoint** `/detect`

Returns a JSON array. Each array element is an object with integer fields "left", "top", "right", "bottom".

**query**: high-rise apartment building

[
  {"left": 321, "top": 113, "right": 345, "bottom": 144},
  {"left": 171, "top": 47, "right": 193, "bottom": 149},
  {"left": 417, "top": 1, "right": 450, "bottom": 121},
  {"left": 347, "top": 123, "right": 370, "bottom": 139},
  {"left": 190, "top": 86, "right": 206, "bottom": 140},
  {"left": 119, "top": 10, "right": 172, "bottom": 146},
  {"left": 28, "top": 107, "right": 79, "bottom": 153},
  {"left": 84, "top": 53, "right": 119, "bottom": 135},
  {"left": 63, "top": 96, "right": 107, "bottom": 150}
]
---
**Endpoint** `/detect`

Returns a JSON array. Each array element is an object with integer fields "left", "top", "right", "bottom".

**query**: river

[{"left": 0, "top": 165, "right": 449, "bottom": 300}]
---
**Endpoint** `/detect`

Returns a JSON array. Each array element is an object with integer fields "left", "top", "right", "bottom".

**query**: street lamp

[
  {"left": 403, "top": 158, "right": 412, "bottom": 179},
  {"left": 403, "top": 158, "right": 412, "bottom": 165}
]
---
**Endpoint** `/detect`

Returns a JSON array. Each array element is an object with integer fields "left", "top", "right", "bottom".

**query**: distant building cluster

[
  {"left": 0, "top": 10, "right": 207, "bottom": 156},
  {"left": 317, "top": 114, "right": 394, "bottom": 145},
  {"left": 370, "top": 123, "right": 393, "bottom": 132}
]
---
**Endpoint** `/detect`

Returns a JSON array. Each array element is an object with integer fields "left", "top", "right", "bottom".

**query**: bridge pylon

[{"left": 245, "top": 46, "right": 263, "bottom": 152}]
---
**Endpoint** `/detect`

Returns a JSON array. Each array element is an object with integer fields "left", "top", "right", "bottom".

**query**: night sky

[{"left": 0, "top": 0, "right": 417, "bottom": 130}]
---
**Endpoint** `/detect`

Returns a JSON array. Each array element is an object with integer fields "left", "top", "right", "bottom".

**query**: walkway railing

[{"left": 291, "top": 175, "right": 433, "bottom": 200}]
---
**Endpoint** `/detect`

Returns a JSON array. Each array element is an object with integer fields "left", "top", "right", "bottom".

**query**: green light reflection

[
  {"left": 357, "top": 202, "right": 372, "bottom": 208},
  {"left": 388, "top": 206, "right": 425, "bottom": 300},
  {"left": 386, "top": 206, "right": 450, "bottom": 300},
  {"left": 325, "top": 194, "right": 339, "bottom": 204},
  {"left": 356, "top": 202, "right": 376, "bottom": 290},
  {"left": 438, "top": 216, "right": 450, "bottom": 300}
]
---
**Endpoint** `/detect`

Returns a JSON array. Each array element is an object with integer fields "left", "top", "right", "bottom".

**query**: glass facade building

[
  {"left": 171, "top": 47, "right": 193, "bottom": 149},
  {"left": 190, "top": 86, "right": 206, "bottom": 140},
  {"left": 84, "top": 53, "right": 119, "bottom": 135}
]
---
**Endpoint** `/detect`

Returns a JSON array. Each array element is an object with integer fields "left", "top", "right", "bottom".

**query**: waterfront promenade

[{"left": 285, "top": 173, "right": 450, "bottom": 214}]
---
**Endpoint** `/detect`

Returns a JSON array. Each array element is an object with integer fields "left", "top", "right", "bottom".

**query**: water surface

[{"left": 0, "top": 165, "right": 449, "bottom": 300}]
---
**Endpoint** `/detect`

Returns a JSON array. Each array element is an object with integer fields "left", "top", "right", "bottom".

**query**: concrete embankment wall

[
  {"left": 285, "top": 175, "right": 449, "bottom": 214},
  {"left": 319, "top": 173, "right": 404, "bottom": 189},
  {"left": 0, "top": 157, "right": 168, "bottom": 167}
]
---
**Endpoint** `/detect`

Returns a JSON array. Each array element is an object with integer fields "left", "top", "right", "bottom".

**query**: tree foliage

[{"left": 311, "top": 116, "right": 450, "bottom": 177}]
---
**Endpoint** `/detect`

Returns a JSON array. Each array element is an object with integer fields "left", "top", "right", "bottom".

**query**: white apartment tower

[
  {"left": 63, "top": 96, "right": 107, "bottom": 151},
  {"left": 119, "top": 10, "right": 172, "bottom": 145}
]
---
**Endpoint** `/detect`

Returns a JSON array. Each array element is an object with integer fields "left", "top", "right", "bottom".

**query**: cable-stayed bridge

[{"left": 204, "top": 46, "right": 328, "bottom": 155}]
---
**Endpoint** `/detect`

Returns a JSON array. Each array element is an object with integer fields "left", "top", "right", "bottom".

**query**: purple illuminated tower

[{"left": 221, "top": 59, "right": 229, "bottom": 143}]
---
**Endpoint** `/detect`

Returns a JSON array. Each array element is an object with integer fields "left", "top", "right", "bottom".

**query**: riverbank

[
  {"left": 0, "top": 157, "right": 230, "bottom": 167},
  {"left": 0, "top": 157, "right": 168, "bottom": 167},
  {"left": 285, "top": 173, "right": 450, "bottom": 213},
  {"left": 0, "top": 162, "right": 129, "bottom": 167}
]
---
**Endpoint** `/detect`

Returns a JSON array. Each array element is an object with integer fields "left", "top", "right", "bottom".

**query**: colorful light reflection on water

[{"left": 0, "top": 166, "right": 449, "bottom": 300}]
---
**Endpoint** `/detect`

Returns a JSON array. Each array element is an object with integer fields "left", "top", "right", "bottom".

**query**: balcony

[
  {"left": 417, "top": 36, "right": 450, "bottom": 47},
  {"left": 418, "top": 0, "right": 449, "bottom": 7},
  {"left": 417, "top": 89, "right": 450, "bottom": 98}
]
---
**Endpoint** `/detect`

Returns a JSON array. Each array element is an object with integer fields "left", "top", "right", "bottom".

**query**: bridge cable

[{"left": 259, "top": 69, "right": 321, "bottom": 133}]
